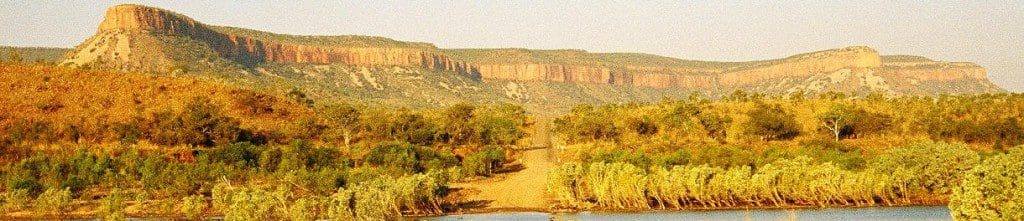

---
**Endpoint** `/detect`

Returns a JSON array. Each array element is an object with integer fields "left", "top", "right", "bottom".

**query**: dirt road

[{"left": 451, "top": 147, "right": 556, "bottom": 211}]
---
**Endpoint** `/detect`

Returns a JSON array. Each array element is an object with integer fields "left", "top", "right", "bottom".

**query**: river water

[{"left": 413, "top": 206, "right": 952, "bottom": 221}]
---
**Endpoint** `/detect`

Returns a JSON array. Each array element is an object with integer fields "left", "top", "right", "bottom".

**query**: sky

[{"left": 2, "top": 0, "right": 1022, "bottom": 91}]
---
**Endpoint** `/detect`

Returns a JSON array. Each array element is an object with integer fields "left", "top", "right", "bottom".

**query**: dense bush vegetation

[
  {"left": 0, "top": 64, "right": 310, "bottom": 151},
  {"left": 3, "top": 62, "right": 1023, "bottom": 218},
  {"left": 0, "top": 64, "right": 531, "bottom": 219},
  {"left": 549, "top": 141, "right": 986, "bottom": 210},
  {"left": 553, "top": 92, "right": 1024, "bottom": 149},
  {"left": 949, "top": 147, "right": 1024, "bottom": 220},
  {"left": 551, "top": 93, "right": 1024, "bottom": 213}
]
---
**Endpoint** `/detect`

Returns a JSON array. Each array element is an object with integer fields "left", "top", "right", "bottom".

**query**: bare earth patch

[{"left": 451, "top": 148, "right": 556, "bottom": 212}]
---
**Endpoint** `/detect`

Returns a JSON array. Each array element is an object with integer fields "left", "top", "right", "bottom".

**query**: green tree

[
  {"left": 178, "top": 96, "right": 243, "bottom": 146},
  {"left": 440, "top": 102, "right": 476, "bottom": 145},
  {"left": 697, "top": 111, "right": 732, "bottom": 142},
  {"left": 462, "top": 146, "right": 506, "bottom": 176},
  {"left": 744, "top": 104, "right": 800, "bottom": 141},
  {"left": 950, "top": 147, "right": 1024, "bottom": 220},
  {"left": 472, "top": 104, "right": 528, "bottom": 145},
  {"left": 320, "top": 103, "right": 361, "bottom": 148},
  {"left": 819, "top": 103, "right": 854, "bottom": 141}
]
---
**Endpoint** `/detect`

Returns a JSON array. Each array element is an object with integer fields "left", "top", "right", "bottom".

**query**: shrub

[
  {"left": 282, "top": 196, "right": 325, "bottom": 221},
  {"left": 211, "top": 182, "right": 232, "bottom": 213},
  {"left": 140, "top": 96, "right": 251, "bottom": 146},
  {"left": 206, "top": 142, "right": 263, "bottom": 167},
  {"left": 697, "top": 111, "right": 732, "bottom": 142},
  {"left": 60, "top": 175, "right": 89, "bottom": 197},
  {"left": 9, "top": 177, "right": 44, "bottom": 198},
  {"left": 223, "top": 187, "right": 275, "bottom": 221},
  {"left": 655, "top": 149, "right": 691, "bottom": 167},
  {"left": 462, "top": 146, "right": 506, "bottom": 176},
  {"left": 365, "top": 142, "right": 420, "bottom": 173},
  {"left": 181, "top": 195, "right": 206, "bottom": 220},
  {"left": 326, "top": 188, "right": 356, "bottom": 220},
  {"left": 100, "top": 188, "right": 127, "bottom": 221},
  {"left": 871, "top": 141, "right": 980, "bottom": 195},
  {"left": 546, "top": 163, "right": 586, "bottom": 209},
  {"left": 33, "top": 187, "right": 72, "bottom": 217},
  {"left": 365, "top": 142, "right": 456, "bottom": 174},
  {"left": 554, "top": 105, "right": 621, "bottom": 143},
  {"left": 691, "top": 144, "right": 756, "bottom": 168},
  {"left": 950, "top": 147, "right": 1024, "bottom": 220},
  {"left": 581, "top": 149, "right": 652, "bottom": 168},
  {"left": 0, "top": 189, "right": 30, "bottom": 212}
]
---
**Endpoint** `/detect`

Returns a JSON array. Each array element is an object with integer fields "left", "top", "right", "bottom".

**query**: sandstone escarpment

[
  {"left": 62, "top": 4, "right": 1003, "bottom": 96},
  {"left": 717, "top": 46, "right": 882, "bottom": 86},
  {"left": 75, "top": 4, "right": 478, "bottom": 77},
  {"left": 472, "top": 64, "right": 716, "bottom": 88},
  {"left": 880, "top": 61, "right": 988, "bottom": 82}
]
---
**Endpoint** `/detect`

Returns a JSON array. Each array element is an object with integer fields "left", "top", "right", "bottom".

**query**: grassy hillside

[{"left": 0, "top": 63, "right": 312, "bottom": 148}]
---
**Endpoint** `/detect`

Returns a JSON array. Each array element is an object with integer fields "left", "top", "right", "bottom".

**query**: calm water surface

[{"left": 414, "top": 206, "right": 951, "bottom": 221}]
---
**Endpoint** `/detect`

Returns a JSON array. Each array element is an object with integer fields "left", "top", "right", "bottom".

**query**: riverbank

[
  {"left": 415, "top": 205, "right": 954, "bottom": 221},
  {"left": 428, "top": 200, "right": 949, "bottom": 217}
]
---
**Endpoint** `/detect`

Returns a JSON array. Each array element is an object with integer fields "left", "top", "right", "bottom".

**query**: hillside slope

[
  {"left": 0, "top": 63, "right": 312, "bottom": 147},
  {"left": 60, "top": 4, "right": 1004, "bottom": 113}
]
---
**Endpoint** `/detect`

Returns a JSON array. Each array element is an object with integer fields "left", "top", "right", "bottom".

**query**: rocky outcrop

[{"left": 88, "top": 4, "right": 478, "bottom": 77}]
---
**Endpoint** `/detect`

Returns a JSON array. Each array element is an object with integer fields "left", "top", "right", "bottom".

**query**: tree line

[{"left": 554, "top": 92, "right": 1024, "bottom": 149}]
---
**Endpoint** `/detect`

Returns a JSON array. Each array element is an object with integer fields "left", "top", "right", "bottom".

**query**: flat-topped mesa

[
  {"left": 451, "top": 47, "right": 889, "bottom": 88},
  {"left": 65, "top": 4, "right": 1002, "bottom": 94},
  {"left": 718, "top": 46, "right": 882, "bottom": 86},
  {"left": 94, "top": 4, "right": 478, "bottom": 77},
  {"left": 97, "top": 4, "right": 200, "bottom": 34}
]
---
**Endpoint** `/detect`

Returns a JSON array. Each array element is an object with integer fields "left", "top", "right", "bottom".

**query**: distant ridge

[
  {"left": 0, "top": 46, "right": 70, "bottom": 63},
  {"left": 58, "top": 4, "right": 1005, "bottom": 111}
]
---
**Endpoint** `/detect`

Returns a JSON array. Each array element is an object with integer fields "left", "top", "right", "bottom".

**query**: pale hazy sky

[{"left": 2, "top": 1, "right": 1022, "bottom": 91}]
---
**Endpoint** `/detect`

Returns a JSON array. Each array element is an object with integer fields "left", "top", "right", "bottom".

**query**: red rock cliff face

[
  {"left": 473, "top": 64, "right": 716, "bottom": 88},
  {"left": 84, "top": 5, "right": 997, "bottom": 92},
  {"left": 97, "top": 4, "right": 478, "bottom": 77}
]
